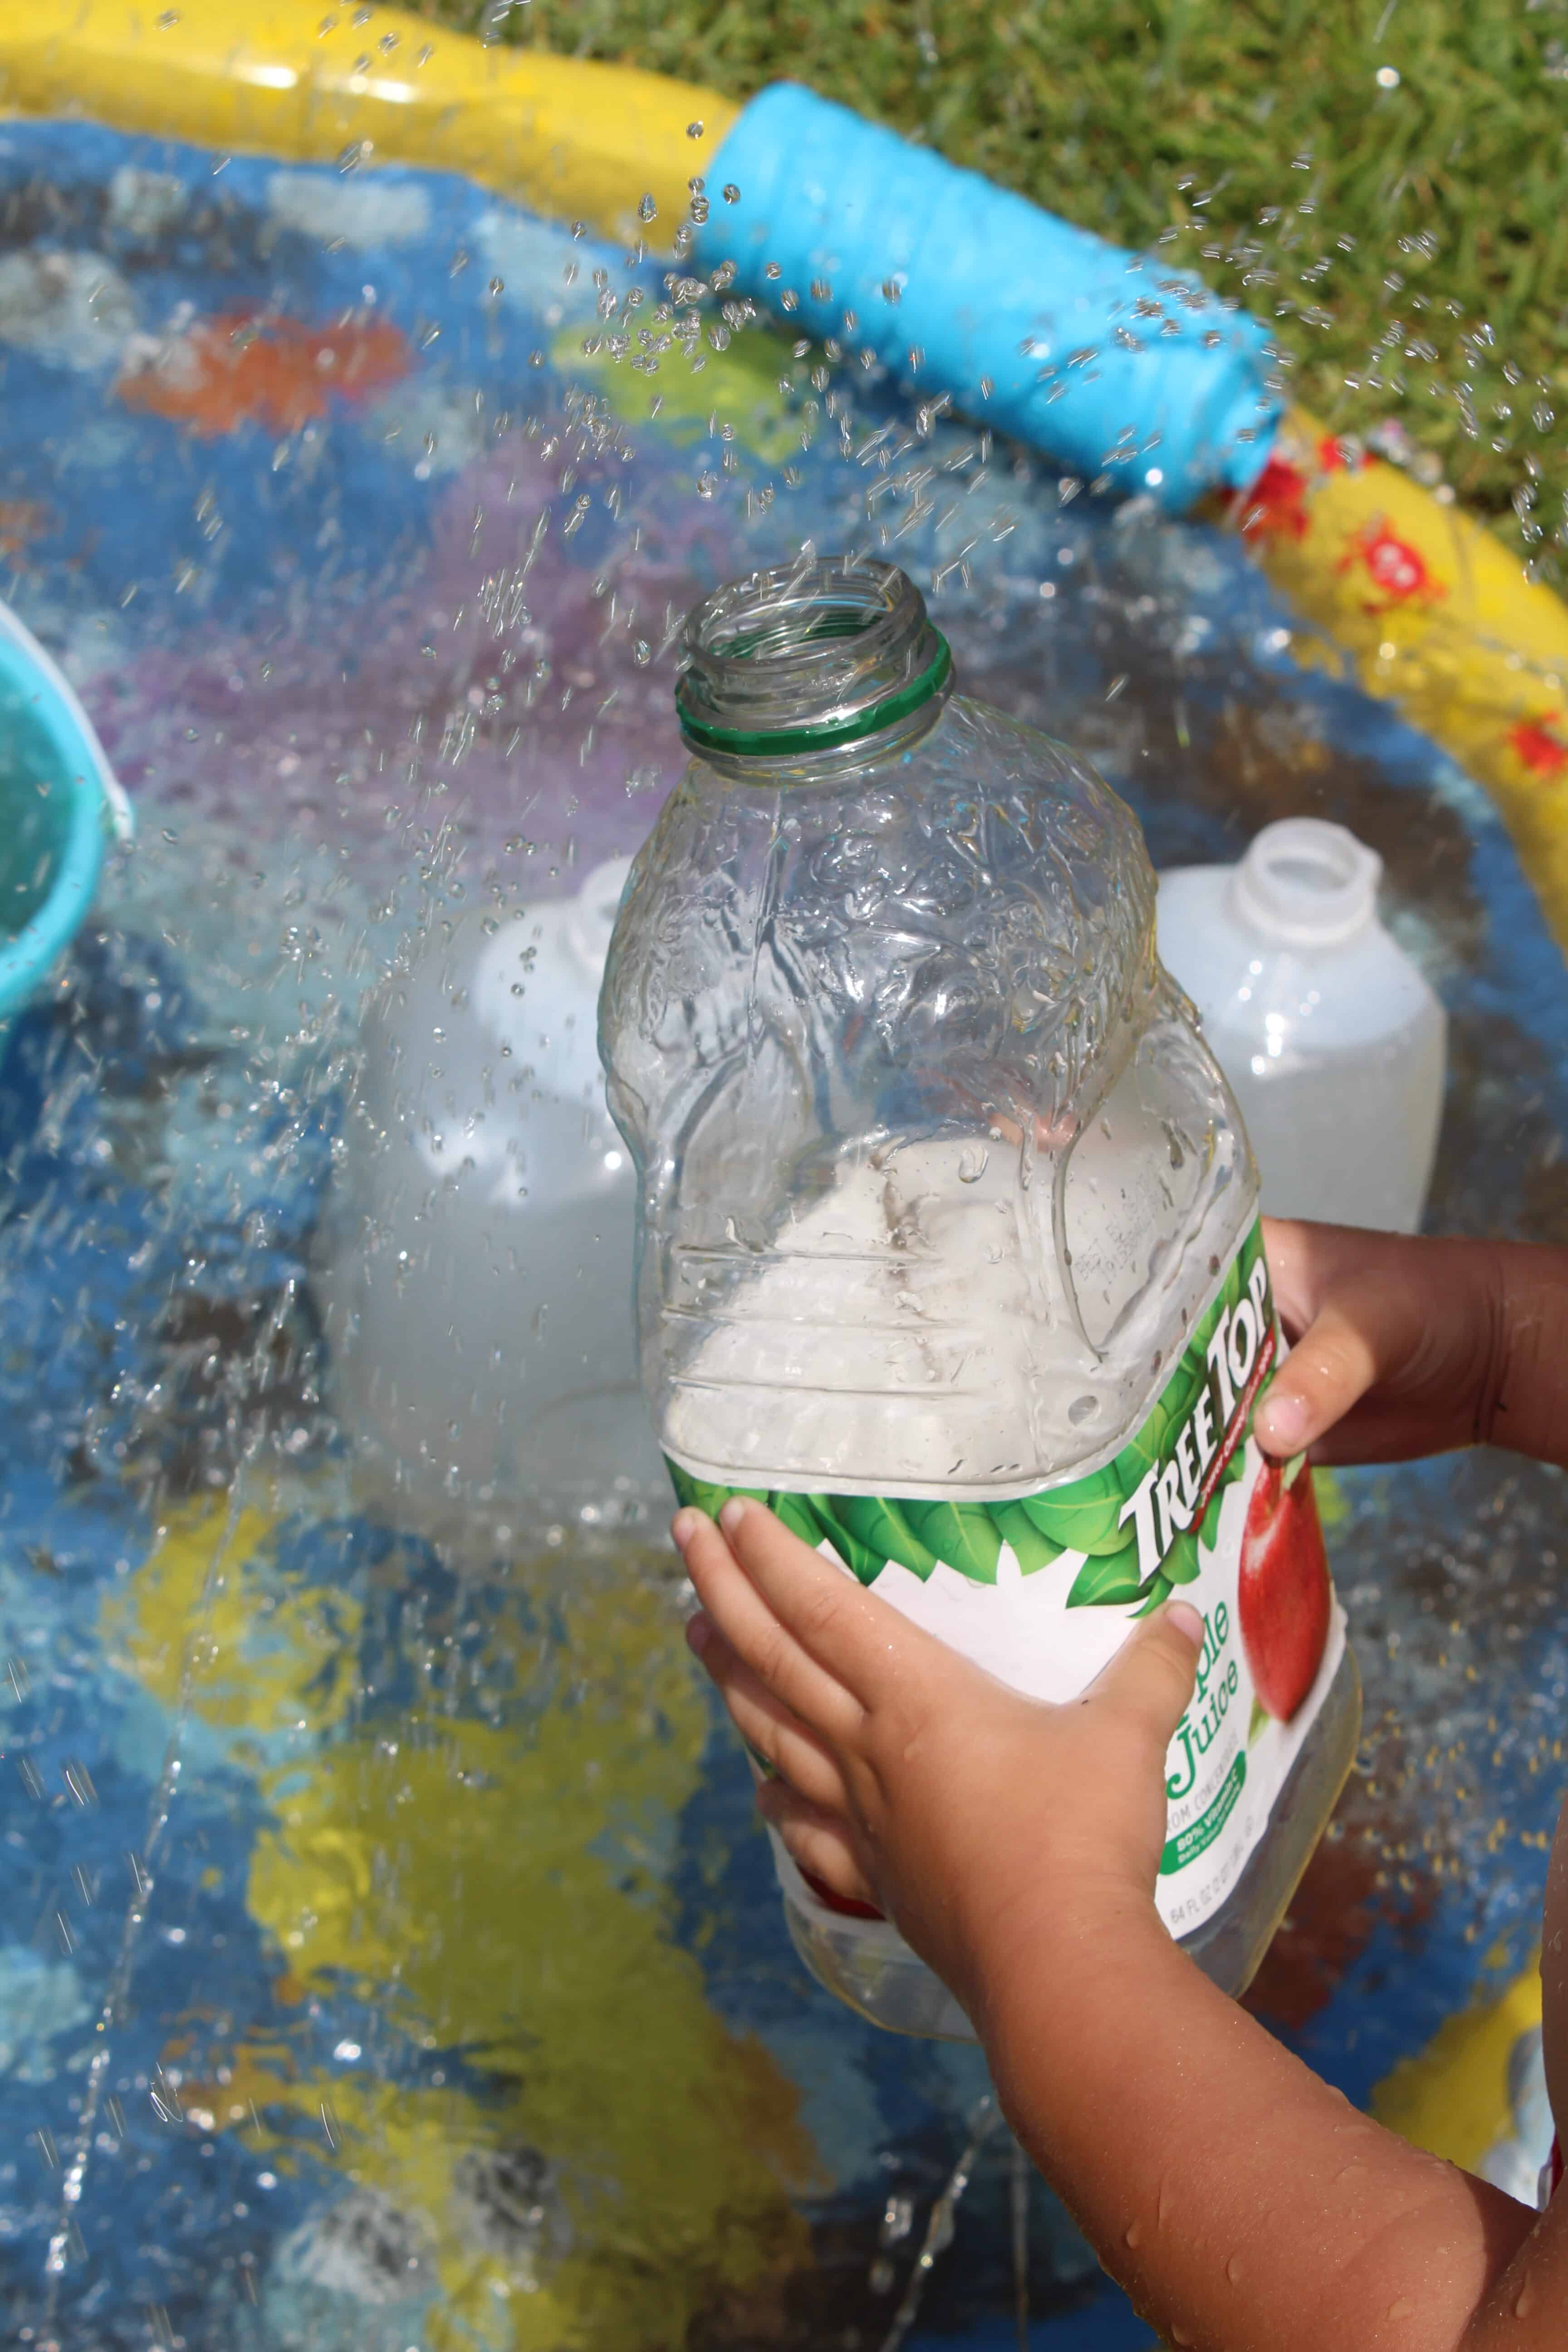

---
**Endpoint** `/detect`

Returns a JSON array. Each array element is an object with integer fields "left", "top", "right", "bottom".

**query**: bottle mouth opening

[
  {"left": 675, "top": 556, "right": 951, "bottom": 757},
  {"left": 1229, "top": 817, "right": 1382, "bottom": 948}
]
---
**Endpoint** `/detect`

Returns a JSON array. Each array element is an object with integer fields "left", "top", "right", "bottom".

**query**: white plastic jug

[
  {"left": 317, "top": 855, "right": 666, "bottom": 1529},
  {"left": 1157, "top": 818, "right": 1446, "bottom": 1234}
]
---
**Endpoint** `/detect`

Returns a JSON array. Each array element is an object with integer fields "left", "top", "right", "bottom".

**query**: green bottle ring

[{"left": 675, "top": 633, "right": 952, "bottom": 757}]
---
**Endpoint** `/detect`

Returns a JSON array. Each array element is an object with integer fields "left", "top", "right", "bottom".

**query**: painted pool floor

[{"left": 0, "top": 119, "right": 1565, "bottom": 2348}]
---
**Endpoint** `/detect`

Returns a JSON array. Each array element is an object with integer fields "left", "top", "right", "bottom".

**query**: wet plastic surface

[
  {"left": 1158, "top": 818, "right": 1447, "bottom": 1231},
  {"left": 0, "top": 118, "right": 1567, "bottom": 2349}
]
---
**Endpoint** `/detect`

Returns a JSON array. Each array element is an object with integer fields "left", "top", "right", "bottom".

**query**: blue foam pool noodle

[{"left": 701, "top": 84, "right": 1281, "bottom": 514}]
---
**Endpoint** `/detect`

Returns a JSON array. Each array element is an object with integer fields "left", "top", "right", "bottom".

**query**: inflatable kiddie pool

[{"left": 0, "top": 9, "right": 1564, "bottom": 2345}]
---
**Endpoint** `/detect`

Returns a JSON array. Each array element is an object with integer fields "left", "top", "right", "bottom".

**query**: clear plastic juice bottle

[{"left": 598, "top": 557, "right": 1361, "bottom": 2038}]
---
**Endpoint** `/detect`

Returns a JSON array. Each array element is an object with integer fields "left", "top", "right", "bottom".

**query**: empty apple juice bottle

[{"left": 598, "top": 557, "right": 1361, "bottom": 2038}]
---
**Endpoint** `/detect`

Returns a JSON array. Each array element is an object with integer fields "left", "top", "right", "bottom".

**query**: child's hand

[
  {"left": 1254, "top": 1219, "right": 1568, "bottom": 1470},
  {"left": 674, "top": 1495, "right": 1565, "bottom": 2352},
  {"left": 676, "top": 1495, "right": 1203, "bottom": 2025}
]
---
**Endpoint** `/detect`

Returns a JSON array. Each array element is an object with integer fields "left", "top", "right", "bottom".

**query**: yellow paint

[
  {"left": 1250, "top": 408, "right": 1568, "bottom": 953},
  {"left": 1313, "top": 1466, "right": 1348, "bottom": 1532},
  {"left": 558, "top": 319, "right": 810, "bottom": 468},
  {"left": 99, "top": 1499, "right": 361, "bottom": 1743},
  {"left": 1371, "top": 1959, "right": 1542, "bottom": 2173},
  {"left": 110, "top": 1499, "right": 818, "bottom": 2347},
  {"left": 0, "top": 0, "right": 735, "bottom": 251}
]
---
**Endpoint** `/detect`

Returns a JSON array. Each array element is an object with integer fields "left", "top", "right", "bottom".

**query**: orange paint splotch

[
  {"left": 1510, "top": 714, "right": 1568, "bottom": 779},
  {"left": 117, "top": 311, "right": 411, "bottom": 437},
  {"left": 1336, "top": 516, "right": 1446, "bottom": 614},
  {"left": 0, "top": 499, "right": 53, "bottom": 562}
]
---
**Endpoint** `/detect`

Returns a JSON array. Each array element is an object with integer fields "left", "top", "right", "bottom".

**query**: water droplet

[
  {"left": 686, "top": 119, "right": 705, "bottom": 138},
  {"left": 1386, "top": 2298, "right": 1414, "bottom": 2321},
  {"left": 1226, "top": 2252, "right": 1244, "bottom": 2285},
  {"left": 1068, "top": 1396, "right": 1099, "bottom": 1426},
  {"left": 958, "top": 1145, "right": 989, "bottom": 1184},
  {"left": 1515, "top": 2280, "right": 1534, "bottom": 2318},
  {"left": 1376, "top": 64, "right": 1401, "bottom": 88},
  {"left": 1123, "top": 2219, "right": 1142, "bottom": 2249},
  {"left": 637, "top": 194, "right": 657, "bottom": 224}
]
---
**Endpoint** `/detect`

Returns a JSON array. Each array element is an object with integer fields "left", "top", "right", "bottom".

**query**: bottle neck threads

[{"left": 675, "top": 557, "right": 951, "bottom": 759}]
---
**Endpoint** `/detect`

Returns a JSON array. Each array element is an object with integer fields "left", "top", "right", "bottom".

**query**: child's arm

[
  {"left": 676, "top": 1495, "right": 1568, "bottom": 2350},
  {"left": 1255, "top": 1220, "right": 1568, "bottom": 1471}
]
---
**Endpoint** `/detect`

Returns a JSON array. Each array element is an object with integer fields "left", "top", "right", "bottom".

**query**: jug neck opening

[
  {"left": 675, "top": 556, "right": 951, "bottom": 761},
  {"left": 1228, "top": 817, "right": 1382, "bottom": 949}
]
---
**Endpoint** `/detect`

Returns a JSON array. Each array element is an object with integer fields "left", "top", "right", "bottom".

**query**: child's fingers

[
  {"left": 674, "top": 1508, "right": 863, "bottom": 1740},
  {"left": 716, "top": 1495, "right": 945, "bottom": 1708},
  {"left": 1252, "top": 1295, "right": 1381, "bottom": 1459},
  {"left": 686, "top": 1613, "right": 852, "bottom": 1814},
  {"left": 1087, "top": 1601, "right": 1204, "bottom": 1750},
  {"left": 1258, "top": 1217, "right": 1318, "bottom": 1339},
  {"left": 755, "top": 1779, "right": 880, "bottom": 1910},
  {"left": 1260, "top": 1217, "right": 1369, "bottom": 1341}
]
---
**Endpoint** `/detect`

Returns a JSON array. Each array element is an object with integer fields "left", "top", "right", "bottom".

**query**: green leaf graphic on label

[
  {"left": 830, "top": 1494, "right": 940, "bottom": 1582},
  {"left": 1022, "top": 1465, "right": 1133, "bottom": 1557},
  {"left": 902, "top": 1500, "right": 1003, "bottom": 1584},
  {"left": 1249, "top": 1696, "right": 1270, "bottom": 1747},
  {"left": 666, "top": 1463, "right": 767, "bottom": 1518},
  {"left": 1111, "top": 1398, "right": 1175, "bottom": 1504},
  {"left": 769, "top": 1489, "right": 831, "bottom": 1555},
  {"left": 1166, "top": 1346, "right": 1211, "bottom": 1429},
  {"left": 807, "top": 1495, "right": 887, "bottom": 1586},
  {"left": 667, "top": 1463, "right": 719, "bottom": 1515},
  {"left": 1066, "top": 1550, "right": 1146, "bottom": 1610},
  {"left": 1161, "top": 1530, "right": 1201, "bottom": 1587},
  {"left": 987, "top": 1499, "right": 1063, "bottom": 1576},
  {"left": 1133, "top": 1572, "right": 1174, "bottom": 1617},
  {"left": 1241, "top": 1222, "right": 1266, "bottom": 1296}
]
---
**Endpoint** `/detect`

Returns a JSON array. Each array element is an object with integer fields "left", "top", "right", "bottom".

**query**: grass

[{"left": 424, "top": 0, "right": 1568, "bottom": 562}]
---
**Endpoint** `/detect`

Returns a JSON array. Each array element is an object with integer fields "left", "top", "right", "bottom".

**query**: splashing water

[{"left": 0, "top": 88, "right": 1563, "bottom": 2352}]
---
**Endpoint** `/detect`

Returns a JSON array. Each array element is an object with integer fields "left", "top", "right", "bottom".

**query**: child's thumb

[{"left": 1093, "top": 1601, "right": 1205, "bottom": 1748}]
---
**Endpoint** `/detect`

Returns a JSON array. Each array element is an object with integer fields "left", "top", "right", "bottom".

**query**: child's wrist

[
  {"left": 957, "top": 1867, "right": 1174, "bottom": 2041},
  {"left": 969, "top": 1890, "right": 1191, "bottom": 2119}
]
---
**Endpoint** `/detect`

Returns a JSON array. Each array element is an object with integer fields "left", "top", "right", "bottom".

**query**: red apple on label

[{"left": 1238, "top": 1455, "right": 1331, "bottom": 1723}]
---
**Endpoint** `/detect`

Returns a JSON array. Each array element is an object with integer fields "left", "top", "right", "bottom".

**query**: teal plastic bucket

[{"left": 0, "top": 602, "right": 132, "bottom": 1060}]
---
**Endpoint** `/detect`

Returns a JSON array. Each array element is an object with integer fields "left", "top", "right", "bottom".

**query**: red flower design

[
  {"left": 1336, "top": 519, "right": 1446, "bottom": 613},
  {"left": 1235, "top": 455, "right": 1310, "bottom": 541},
  {"left": 1510, "top": 715, "right": 1568, "bottom": 778}
]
